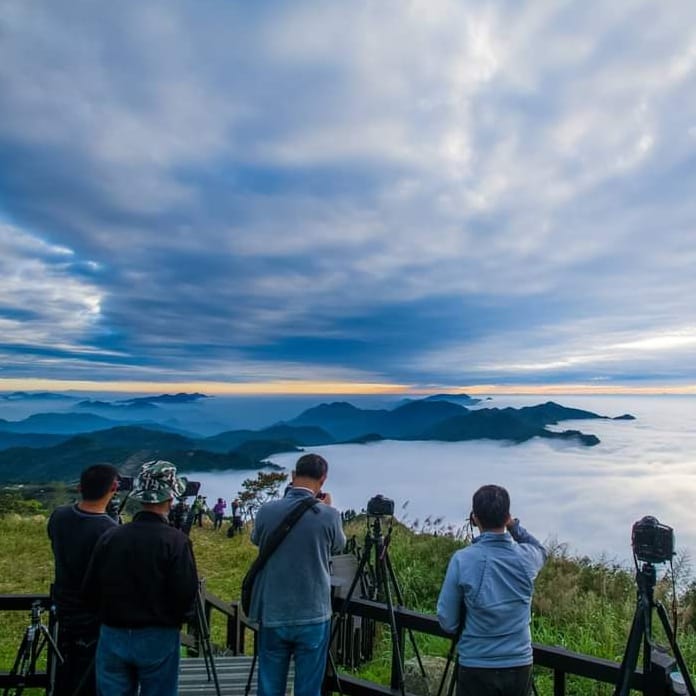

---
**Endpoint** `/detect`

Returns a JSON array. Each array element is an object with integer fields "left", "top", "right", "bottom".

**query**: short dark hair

[
  {"left": 472, "top": 484, "right": 510, "bottom": 530},
  {"left": 295, "top": 453, "right": 328, "bottom": 480},
  {"left": 80, "top": 464, "right": 119, "bottom": 501}
]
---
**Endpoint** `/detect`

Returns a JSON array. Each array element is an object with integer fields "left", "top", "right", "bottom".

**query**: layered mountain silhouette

[
  {"left": 286, "top": 400, "right": 633, "bottom": 445},
  {"left": 0, "top": 425, "right": 301, "bottom": 482},
  {"left": 0, "top": 391, "right": 77, "bottom": 401},
  {"left": 396, "top": 393, "right": 482, "bottom": 407},
  {"left": 0, "top": 394, "right": 635, "bottom": 482},
  {"left": 0, "top": 412, "right": 193, "bottom": 436}
]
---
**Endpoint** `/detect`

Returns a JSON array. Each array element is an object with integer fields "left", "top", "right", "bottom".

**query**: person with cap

[{"left": 82, "top": 460, "right": 199, "bottom": 696}]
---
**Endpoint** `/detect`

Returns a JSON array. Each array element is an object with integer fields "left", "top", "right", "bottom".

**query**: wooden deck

[{"left": 178, "top": 656, "right": 294, "bottom": 696}]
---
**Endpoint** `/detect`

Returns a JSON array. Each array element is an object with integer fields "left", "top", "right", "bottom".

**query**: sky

[{"left": 1, "top": 1, "right": 696, "bottom": 394}]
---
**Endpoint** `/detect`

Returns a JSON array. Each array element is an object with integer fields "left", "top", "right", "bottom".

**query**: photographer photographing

[
  {"left": 437, "top": 484, "right": 547, "bottom": 696},
  {"left": 82, "top": 460, "right": 198, "bottom": 696},
  {"left": 247, "top": 453, "right": 346, "bottom": 696},
  {"left": 47, "top": 463, "right": 119, "bottom": 696}
]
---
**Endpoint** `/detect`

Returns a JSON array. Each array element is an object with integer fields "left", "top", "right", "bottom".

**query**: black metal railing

[
  {"left": 2, "top": 592, "right": 678, "bottom": 695},
  {"left": 182, "top": 583, "right": 246, "bottom": 656}
]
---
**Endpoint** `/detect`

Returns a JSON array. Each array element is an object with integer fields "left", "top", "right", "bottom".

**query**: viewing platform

[{"left": 0, "top": 591, "right": 679, "bottom": 696}]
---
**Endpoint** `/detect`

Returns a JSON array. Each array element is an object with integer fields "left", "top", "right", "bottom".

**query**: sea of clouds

[{"left": 186, "top": 395, "right": 696, "bottom": 565}]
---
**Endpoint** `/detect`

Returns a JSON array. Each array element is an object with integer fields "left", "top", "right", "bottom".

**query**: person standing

[
  {"left": 249, "top": 453, "right": 346, "bottom": 696},
  {"left": 437, "top": 484, "right": 547, "bottom": 696},
  {"left": 48, "top": 464, "right": 119, "bottom": 696},
  {"left": 213, "top": 497, "right": 226, "bottom": 529},
  {"left": 191, "top": 495, "right": 203, "bottom": 527},
  {"left": 232, "top": 498, "right": 244, "bottom": 535},
  {"left": 82, "top": 460, "right": 198, "bottom": 696}
]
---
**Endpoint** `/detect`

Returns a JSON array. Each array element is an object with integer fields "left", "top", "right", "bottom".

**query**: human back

[
  {"left": 449, "top": 529, "right": 542, "bottom": 666},
  {"left": 249, "top": 452, "right": 346, "bottom": 696},
  {"left": 250, "top": 487, "right": 344, "bottom": 627},
  {"left": 437, "top": 483, "right": 546, "bottom": 696}
]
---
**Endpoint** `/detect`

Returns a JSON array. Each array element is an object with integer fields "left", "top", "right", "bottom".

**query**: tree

[
  {"left": 237, "top": 471, "right": 288, "bottom": 520},
  {"left": 0, "top": 492, "right": 46, "bottom": 517}
]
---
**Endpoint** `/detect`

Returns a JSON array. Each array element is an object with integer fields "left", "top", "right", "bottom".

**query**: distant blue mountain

[
  {"left": 0, "top": 412, "right": 201, "bottom": 437},
  {"left": 0, "top": 412, "right": 122, "bottom": 434},
  {"left": 397, "top": 393, "right": 482, "bottom": 407},
  {"left": 118, "top": 392, "right": 209, "bottom": 405},
  {"left": 1, "top": 391, "right": 77, "bottom": 401},
  {"left": 75, "top": 399, "right": 160, "bottom": 413},
  {"left": 287, "top": 400, "right": 468, "bottom": 440},
  {"left": 286, "top": 400, "right": 632, "bottom": 446},
  {"left": 0, "top": 432, "right": 70, "bottom": 449},
  {"left": 0, "top": 425, "right": 275, "bottom": 483},
  {"left": 202, "top": 425, "right": 335, "bottom": 452},
  {"left": 0, "top": 396, "right": 637, "bottom": 483}
]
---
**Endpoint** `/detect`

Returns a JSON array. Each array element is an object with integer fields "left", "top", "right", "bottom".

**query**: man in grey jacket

[{"left": 249, "top": 453, "right": 346, "bottom": 696}]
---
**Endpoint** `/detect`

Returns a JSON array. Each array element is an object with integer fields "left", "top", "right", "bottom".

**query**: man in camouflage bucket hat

[
  {"left": 131, "top": 460, "right": 187, "bottom": 503},
  {"left": 82, "top": 460, "right": 198, "bottom": 696}
]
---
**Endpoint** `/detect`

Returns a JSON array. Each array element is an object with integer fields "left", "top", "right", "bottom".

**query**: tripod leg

[
  {"left": 384, "top": 551, "right": 430, "bottom": 695},
  {"left": 377, "top": 554, "right": 406, "bottom": 696},
  {"left": 436, "top": 637, "right": 457, "bottom": 696},
  {"left": 194, "top": 593, "right": 221, "bottom": 696},
  {"left": 613, "top": 604, "right": 645, "bottom": 696},
  {"left": 244, "top": 632, "right": 258, "bottom": 696},
  {"left": 4, "top": 632, "right": 30, "bottom": 696},
  {"left": 327, "top": 533, "right": 376, "bottom": 695},
  {"left": 655, "top": 602, "right": 696, "bottom": 696}
]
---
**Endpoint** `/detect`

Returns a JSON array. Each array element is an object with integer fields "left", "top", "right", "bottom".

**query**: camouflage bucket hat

[{"left": 131, "top": 460, "right": 187, "bottom": 503}]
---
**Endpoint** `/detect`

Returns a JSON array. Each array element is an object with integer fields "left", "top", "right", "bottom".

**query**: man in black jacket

[
  {"left": 48, "top": 464, "right": 119, "bottom": 695},
  {"left": 82, "top": 460, "right": 198, "bottom": 696}
]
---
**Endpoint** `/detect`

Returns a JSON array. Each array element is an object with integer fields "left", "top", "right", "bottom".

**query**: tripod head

[
  {"left": 635, "top": 561, "right": 657, "bottom": 598},
  {"left": 28, "top": 601, "right": 43, "bottom": 626}
]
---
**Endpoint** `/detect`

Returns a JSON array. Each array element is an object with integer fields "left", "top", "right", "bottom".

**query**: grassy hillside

[{"left": 1, "top": 514, "right": 695, "bottom": 695}]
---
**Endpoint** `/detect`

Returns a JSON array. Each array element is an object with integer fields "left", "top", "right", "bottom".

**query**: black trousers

[
  {"left": 457, "top": 664, "right": 533, "bottom": 696},
  {"left": 54, "top": 625, "right": 99, "bottom": 696}
]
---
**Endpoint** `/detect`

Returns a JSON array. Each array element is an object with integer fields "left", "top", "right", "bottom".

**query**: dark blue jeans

[
  {"left": 258, "top": 620, "right": 331, "bottom": 696},
  {"left": 96, "top": 625, "right": 180, "bottom": 696}
]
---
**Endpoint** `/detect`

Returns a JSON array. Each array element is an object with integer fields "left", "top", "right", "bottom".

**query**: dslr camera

[
  {"left": 117, "top": 475, "right": 134, "bottom": 492},
  {"left": 631, "top": 515, "right": 674, "bottom": 564},
  {"left": 367, "top": 494, "right": 395, "bottom": 517},
  {"left": 181, "top": 480, "right": 201, "bottom": 499}
]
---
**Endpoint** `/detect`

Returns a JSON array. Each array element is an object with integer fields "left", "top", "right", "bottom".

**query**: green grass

[{"left": 2, "top": 513, "right": 696, "bottom": 695}]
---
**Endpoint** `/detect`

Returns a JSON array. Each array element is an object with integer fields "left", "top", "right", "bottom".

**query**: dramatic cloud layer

[{"left": 1, "top": 0, "right": 695, "bottom": 387}]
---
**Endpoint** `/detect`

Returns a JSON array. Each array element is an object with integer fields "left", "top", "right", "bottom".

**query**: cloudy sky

[{"left": 1, "top": 1, "right": 696, "bottom": 393}]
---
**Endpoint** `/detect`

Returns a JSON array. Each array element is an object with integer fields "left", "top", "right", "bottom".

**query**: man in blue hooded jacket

[{"left": 437, "top": 484, "right": 546, "bottom": 696}]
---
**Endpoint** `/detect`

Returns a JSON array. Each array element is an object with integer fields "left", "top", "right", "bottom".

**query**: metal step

[{"left": 178, "top": 656, "right": 294, "bottom": 695}]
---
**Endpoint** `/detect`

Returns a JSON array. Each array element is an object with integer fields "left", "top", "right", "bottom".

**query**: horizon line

[{"left": 2, "top": 378, "right": 696, "bottom": 396}]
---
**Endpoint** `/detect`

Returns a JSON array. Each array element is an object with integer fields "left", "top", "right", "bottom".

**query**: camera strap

[{"left": 241, "top": 496, "right": 320, "bottom": 617}]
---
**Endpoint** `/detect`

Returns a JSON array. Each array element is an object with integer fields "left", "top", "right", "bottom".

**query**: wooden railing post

[{"left": 553, "top": 669, "right": 565, "bottom": 696}]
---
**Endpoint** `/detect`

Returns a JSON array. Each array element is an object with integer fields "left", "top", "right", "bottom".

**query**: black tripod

[
  {"left": 331, "top": 514, "right": 429, "bottom": 696},
  {"left": 192, "top": 580, "right": 222, "bottom": 696},
  {"left": 614, "top": 562, "right": 695, "bottom": 696},
  {"left": 3, "top": 601, "right": 63, "bottom": 696}
]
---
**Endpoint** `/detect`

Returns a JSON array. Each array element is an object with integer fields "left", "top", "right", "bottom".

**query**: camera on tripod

[
  {"left": 631, "top": 515, "right": 674, "bottom": 564},
  {"left": 366, "top": 494, "right": 394, "bottom": 517},
  {"left": 116, "top": 475, "right": 134, "bottom": 492},
  {"left": 614, "top": 516, "right": 694, "bottom": 696},
  {"left": 181, "top": 480, "right": 201, "bottom": 498}
]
